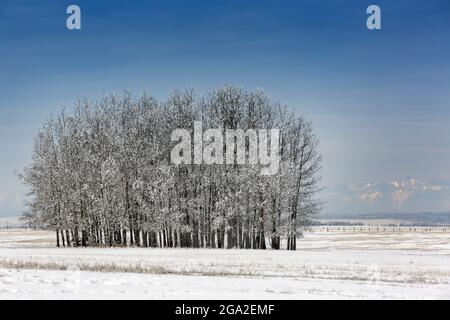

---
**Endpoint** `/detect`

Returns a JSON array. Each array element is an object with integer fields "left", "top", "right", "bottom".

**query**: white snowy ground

[{"left": 0, "top": 227, "right": 449, "bottom": 299}]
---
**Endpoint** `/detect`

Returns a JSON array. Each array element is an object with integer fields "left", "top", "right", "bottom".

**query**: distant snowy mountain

[{"left": 323, "top": 178, "right": 450, "bottom": 215}]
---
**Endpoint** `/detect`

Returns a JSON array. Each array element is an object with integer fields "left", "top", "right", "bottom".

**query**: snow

[
  {"left": 1, "top": 268, "right": 448, "bottom": 300},
  {"left": 0, "top": 227, "right": 449, "bottom": 299}
]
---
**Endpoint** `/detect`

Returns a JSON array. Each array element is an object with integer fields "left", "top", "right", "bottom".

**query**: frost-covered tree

[{"left": 20, "top": 86, "right": 321, "bottom": 250}]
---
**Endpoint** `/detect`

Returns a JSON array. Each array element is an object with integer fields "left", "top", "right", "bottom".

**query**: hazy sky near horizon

[{"left": 1, "top": 0, "right": 450, "bottom": 216}]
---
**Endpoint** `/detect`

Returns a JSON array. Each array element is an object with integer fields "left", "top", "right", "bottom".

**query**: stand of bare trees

[{"left": 20, "top": 86, "right": 321, "bottom": 250}]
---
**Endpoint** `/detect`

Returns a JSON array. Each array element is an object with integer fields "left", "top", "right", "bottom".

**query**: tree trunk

[
  {"left": 122, "top": 229, "right": 127, "bottom": 246},
  {"left": 56, "top": 229, "right": 60, "bottom": 248},
  {"left": 61, "top": 229, "right": 66, "bottom": 247},
  {"left": 66, "top": 229, "right": 71, "bottom": 247}
]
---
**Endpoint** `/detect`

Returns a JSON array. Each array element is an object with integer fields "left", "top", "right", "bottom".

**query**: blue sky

[{"left": 1, "top": 0, "right": 450, "bottom": 216}]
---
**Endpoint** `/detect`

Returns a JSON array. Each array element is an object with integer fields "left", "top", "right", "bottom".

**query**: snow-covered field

[{"left": 0, "top": 227, "right": 449, "bottom": 299}]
